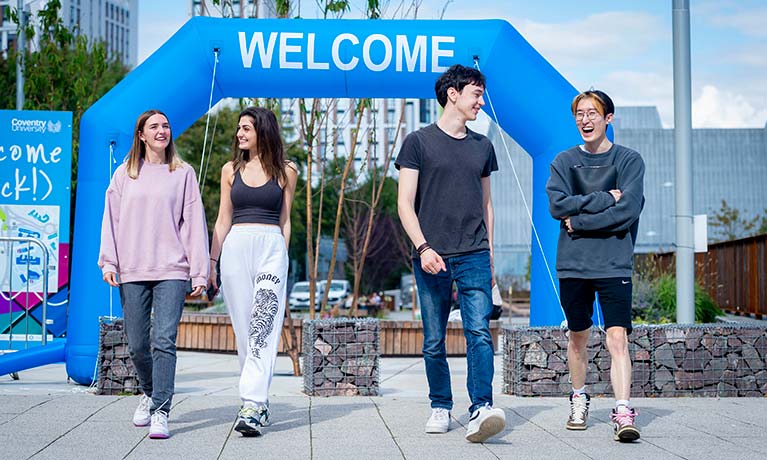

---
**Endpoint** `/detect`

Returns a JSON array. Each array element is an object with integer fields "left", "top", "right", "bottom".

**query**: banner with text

[{"left": 0, "top": 110, "right": 73, "bottom": 293}]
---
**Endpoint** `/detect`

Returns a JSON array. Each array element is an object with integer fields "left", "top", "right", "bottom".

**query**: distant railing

[{"left": 638, "top": 233, "right": 767, "bottom": 319}]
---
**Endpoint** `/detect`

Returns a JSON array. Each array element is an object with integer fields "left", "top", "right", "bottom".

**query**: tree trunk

[
  {"left": 350, "top": 99, "right": 404, "bottom": 316},
  {"left": 321, "top": 99, "right": 367, "bottom": 309}
]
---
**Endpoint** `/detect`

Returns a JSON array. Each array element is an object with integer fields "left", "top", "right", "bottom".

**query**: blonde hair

[
  {"left": 126, "top": 109, "right": 183, "bottom": 179},
  {"left": 570, "top": 90, "right": 614, "bottom": 117}
]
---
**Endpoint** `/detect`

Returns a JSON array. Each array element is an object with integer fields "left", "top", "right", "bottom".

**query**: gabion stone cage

[
  {"left": 96, "top": 317, "right": 140, "bottom": 395},
  {"left": 302, "top": 318, "right": 380, "bottom": 396},
  {"left": 503, "top": 324, "right": 767, "bottom": 397}
]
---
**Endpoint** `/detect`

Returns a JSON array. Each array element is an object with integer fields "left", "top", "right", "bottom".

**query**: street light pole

[
  {"left": 15, "top": 0, "right": 25, "bottom": 110},
  {"left": 673, "top": 0, "right": 695, "bottom": 324}
]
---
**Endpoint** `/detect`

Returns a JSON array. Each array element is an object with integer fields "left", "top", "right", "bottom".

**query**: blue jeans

[
  {"left": 120, "top": 280, "right": 187, "bottom": 414},
  {"left": 414, "top": 250, "right": 494, "bottom": 414}
]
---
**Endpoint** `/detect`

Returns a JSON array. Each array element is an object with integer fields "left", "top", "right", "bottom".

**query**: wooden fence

[
  {"left": 177, "top": 313, "right": 502, "bottom": 356},
  {"left": 638, "top": 233, "right": 767, "bottom": 319}
]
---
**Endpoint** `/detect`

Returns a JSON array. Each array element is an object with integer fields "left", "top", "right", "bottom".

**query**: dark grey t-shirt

[{"left": 395, "top": 123, "right": 498, "bottom": 258}]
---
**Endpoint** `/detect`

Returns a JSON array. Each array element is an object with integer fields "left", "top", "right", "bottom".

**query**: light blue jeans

[
  {"left": 414, "top": 250, "right": 495, "bottom": 414},
  {"left": 120, "top": 279, "right": 187, "bottom": 414}
]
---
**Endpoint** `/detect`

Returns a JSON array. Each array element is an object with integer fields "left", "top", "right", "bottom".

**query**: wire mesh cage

[
  {"left": 96, "top": 317, "right": 140, "bottom": 395},
  {"left": 302, "top": 318, "right": 380, "bottom": 396},
  {"left": 503, "top": 324, "right": 767, "bottom": 397}
]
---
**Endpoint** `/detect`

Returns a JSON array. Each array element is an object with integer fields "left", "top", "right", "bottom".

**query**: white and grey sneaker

[
  {"left": 566, "top": 393, "right": 590, "bottom": 430},
  {"left": 465, "top": 404, "right": 505, "bottom": 443},
  {"left": 235, "top": 405, "right": 271, "bottom": 437},
  {"left": 425, "top": 408, "right": 451, "bottom": 434},
  {"left": 148, "top": 410, "right": 170, "bottom": 439},
  {"left": 133, "top": 394, "right": 151, "bottom": 427}
]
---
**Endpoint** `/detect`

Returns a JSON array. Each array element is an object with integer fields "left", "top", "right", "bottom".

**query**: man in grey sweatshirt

[{"left": 546, "top": 90, "right": 644, "bottom": 443}]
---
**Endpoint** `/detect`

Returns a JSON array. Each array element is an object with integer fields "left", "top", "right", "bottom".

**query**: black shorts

[{"left": 559, "top": 277, "right": 633, "bottom": 334}]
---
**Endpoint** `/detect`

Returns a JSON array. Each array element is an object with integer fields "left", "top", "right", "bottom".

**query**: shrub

[{"left": 634, "top": 273, "right": 722, "bottom": 324}]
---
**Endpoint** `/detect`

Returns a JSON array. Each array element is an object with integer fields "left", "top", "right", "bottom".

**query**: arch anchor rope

[{"left": 198, "top": 48, "right": 220, "bottom": 190}]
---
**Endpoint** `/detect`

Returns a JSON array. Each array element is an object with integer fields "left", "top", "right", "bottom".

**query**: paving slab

[{"left": 1, "top": 351, "right": 766, "bottom": 460}]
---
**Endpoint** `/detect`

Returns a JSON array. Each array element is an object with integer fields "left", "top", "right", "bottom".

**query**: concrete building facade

[{"left": 0, "top": 0, "right": 138, "bottom": 67}]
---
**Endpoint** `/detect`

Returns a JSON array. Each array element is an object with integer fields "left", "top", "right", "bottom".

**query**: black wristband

[{"left": 416, "top": 242, "right": 430, "bottom": 255}]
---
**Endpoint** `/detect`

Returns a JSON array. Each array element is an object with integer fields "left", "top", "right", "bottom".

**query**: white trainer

[
  {"left": 132, "top": 394, "right": 151, "bottom": 427},
  {"left": 465, "top": 404, "right": 506, "bottom": 443},
  {"left": 148, "top": 410, "right": 170, "bottom": 439},
  {"left": 425, "top": 408, "right": 451, "bottom": 434}
]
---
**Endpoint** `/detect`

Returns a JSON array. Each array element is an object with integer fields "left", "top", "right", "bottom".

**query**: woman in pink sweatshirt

[{"left": 98, "top": 109, "right": 209, "bottom": 439}]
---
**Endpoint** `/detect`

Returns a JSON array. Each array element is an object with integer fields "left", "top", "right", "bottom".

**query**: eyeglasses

[{"left": 574, "top": 110, "right": 601, "bottom": 122}]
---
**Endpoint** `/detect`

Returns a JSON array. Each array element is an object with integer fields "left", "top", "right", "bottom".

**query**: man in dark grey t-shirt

[{"left": 395, "top": 64, "right": 505, "bottom": 443}]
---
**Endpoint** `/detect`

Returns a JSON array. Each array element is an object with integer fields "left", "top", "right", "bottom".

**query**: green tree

[
  {"left": 0, "top": 0, "right": 128, "bottom": 236},
  {"left": 708, "top": 199, "right": 760, "bottom": 242},
  {"left": 175, "top": 106, "right": 241, "bottom": 231}
]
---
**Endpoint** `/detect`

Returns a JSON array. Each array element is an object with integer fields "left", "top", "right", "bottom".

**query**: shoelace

[
  {"left": 432, "top": 409, "right": 449, "bottom": 421},
  {"left": 138, "top": 396, "right": 150, "bottom": 411},
  {"left": 570, "top": 398, "right": 588, "bottom": 423},
  {"left": 240, "top": 407, "right": 258, "bottom": 418},
  {"left": 611, "top": 409, "right": 637, "bottom": 427}
]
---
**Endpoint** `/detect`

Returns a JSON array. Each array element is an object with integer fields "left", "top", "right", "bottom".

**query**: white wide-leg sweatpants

[{"left": 220, "top": 225, "right": 288, "bottom": 406}]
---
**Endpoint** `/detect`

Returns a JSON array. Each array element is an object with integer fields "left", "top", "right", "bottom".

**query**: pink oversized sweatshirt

[{"left": 98, "top": 161, "right": 210, "bottom": 287}]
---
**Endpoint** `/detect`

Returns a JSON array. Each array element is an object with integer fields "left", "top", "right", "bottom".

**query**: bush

[{"left": 633, "top": 272, "right": 722, "bottom": 324}]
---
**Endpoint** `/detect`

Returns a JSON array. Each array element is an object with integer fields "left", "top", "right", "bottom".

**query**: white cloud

[
  {"left": 597, "top": 71, "right": 674, "bottom": 128},
  {"left": 511, "top": 12, "right": 668, "bottom": 69},
  {"left": 707, "top": 7, "right": 767, "bottom": 38},
  {"left": 692, "top": 85, "right": 767, "bottom": 128}
]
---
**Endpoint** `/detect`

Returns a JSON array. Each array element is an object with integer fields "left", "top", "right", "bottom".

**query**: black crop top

[{"left": 231, "top": 170, "right": 283, "bottom": 225}]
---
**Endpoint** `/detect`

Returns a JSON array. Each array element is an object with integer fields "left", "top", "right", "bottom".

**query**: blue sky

[{"left": 138, "top": 0, "right": 767, "bottom": 128}]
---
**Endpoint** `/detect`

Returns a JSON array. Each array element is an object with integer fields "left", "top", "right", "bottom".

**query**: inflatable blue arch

[{"left": 60, "top": 17, "right": 587, "bottom": 384}]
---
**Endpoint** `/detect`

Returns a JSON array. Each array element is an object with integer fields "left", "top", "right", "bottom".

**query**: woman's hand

[
  {"left": 209, "top": 260, "right": 219, "bottom": 291},
  {"left": 190, "top": 285, "right": 205, "bottom": 297},
  {"left": 103, "top": 272, "right": 119, "bottom": 287}
]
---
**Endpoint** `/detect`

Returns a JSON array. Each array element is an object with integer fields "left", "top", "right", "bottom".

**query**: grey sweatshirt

[{"left": 546, "top": 144, "right": 645, "bottom": 279}]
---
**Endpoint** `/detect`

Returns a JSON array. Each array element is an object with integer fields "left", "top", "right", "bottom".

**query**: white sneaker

[
  {"left": 149, "top": 410, "right": 169, "bottom": 439},
  {"left": 465, "top": 404, "right": 505, "bottom": 443},
  {"left": 133, "top": 394, "right": 151, "bottom": 427},
  {"left": 425, "top": 408, "right": 451, "bottom": 434}
]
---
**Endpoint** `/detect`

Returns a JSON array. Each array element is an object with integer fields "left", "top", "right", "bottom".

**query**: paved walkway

[{"left": 1, "top": 352, "right": 766, "bottom": 459}]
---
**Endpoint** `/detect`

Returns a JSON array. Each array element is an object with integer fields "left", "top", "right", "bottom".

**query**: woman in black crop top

[{"left": 208, "top": 107, "right": 297, "bottom": 437}]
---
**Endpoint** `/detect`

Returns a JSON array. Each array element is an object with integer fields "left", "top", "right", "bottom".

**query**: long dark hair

[
  {"left": 126, "top": 109, "right": 182, "bottom": 179},
  {"left": 231, "top": 107, "right": 286, "bottom": 185}
]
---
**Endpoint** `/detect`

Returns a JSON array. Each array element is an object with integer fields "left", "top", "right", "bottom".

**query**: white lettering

[
  {"left": 39, "top": 168, "right": 53, "bottom": 200},
  {"left": 280, "top": 32, "right": 303, "bottom": 69},
  {"left": 332, "top": 33, "right": 360, "bottom": 71},
  {"left": 238, "top": 31, "right": 456, "bottom": 73},
  {"left": 0, "top": 182, "right": 10, "bottom": 198},
  {"left": 307, "top": 33, "right": 329, "bottom": 70},
  {"left": 431, "top": 36, "right": 455, "bottom": 73},
  {"left": 0, "top": 145, "right": 5, "bottom": 161},
  {"left": 239, "top": 31, "right": 278, "bottom": 69},
  {"left": 26, "top": 144, "right": 48, "bottom": 164},
  {"left": 363, "top": 34, "right": 392, "bottom": 72},
  {"left": 11, "top": 145, "right": 21, "bottom": 161},
  {"left": 396, "top": 35, "right": 427, "bottom": 72},
  {"left": 10, "top": 118, "right": 47, "bottom": 133},
  {"left": 50, "top": 146, "right": 62, "bottom": 163},
  {"left": 14, "top": 169, "right": 30, "bottom": 201}
]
